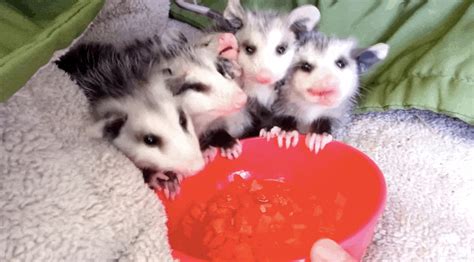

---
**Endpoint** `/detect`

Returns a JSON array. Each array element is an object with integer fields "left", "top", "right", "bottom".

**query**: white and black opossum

[
  {"left": 261, "top": 31, "right": 389, "bottom": 152},
  {"left": 137, "top": 31, "right": 249, "bottom": 160},
  {"left": 176, "top": 0, "right": 321, "bottom": 154},
  {"left": 56, "top": 41, "right": 205, "bottom": 198}
]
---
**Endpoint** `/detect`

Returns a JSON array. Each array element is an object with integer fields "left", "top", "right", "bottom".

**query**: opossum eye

[
  {"left": 244, "top": 44, "right": 256, "bottom": 55},
  {"left": 300, "top": 62, "right": 313, "bottom": 73},
  {"left": 162, "top": 68, "right": 173, "bottom": 75},
  {"left": 143, "top": 134, "right": 162, "bottom": 147},
  {"left": 276, "top": 44, "right": 287, "bottom": 55},
  {"left": 178, "top": 109, "right": 188, "bottom": 130},
  {"left": 335, "top": 57, "right": 348, "bottom": 69},
  {"left": 180, "top": 82, "right": 209, "bottom": 94}
]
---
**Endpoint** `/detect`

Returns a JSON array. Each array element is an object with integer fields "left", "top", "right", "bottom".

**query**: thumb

[{"left": 310, "top": 239, "right": 357, "bottom": 262}]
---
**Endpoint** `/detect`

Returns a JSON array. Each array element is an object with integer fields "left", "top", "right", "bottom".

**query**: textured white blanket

[{"left": 1, "top": 0, "right": 473, "bottom": 261}]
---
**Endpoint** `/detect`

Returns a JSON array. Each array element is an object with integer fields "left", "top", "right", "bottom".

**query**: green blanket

[
  {"left": 171, "top": 0, "right": 474, "bottom": 124},
  {"left": 0, "top": 0, "right": 104, "bottom": 102}
]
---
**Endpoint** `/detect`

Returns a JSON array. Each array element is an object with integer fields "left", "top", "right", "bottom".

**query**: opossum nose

[
  {"left": 218, "top": 33, "right": 238, "bottom": 60},
  {"left": 319, "top": 74, "right": 338, "bottom": 87},
  {"left": 255, "top": 70, "right": 273, "bottom": 84},
  {"left": 233, "top": 91, "right": 248, "bottom": 109}
]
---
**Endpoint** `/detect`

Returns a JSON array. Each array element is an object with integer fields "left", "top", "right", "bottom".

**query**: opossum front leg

[
  {"left": 144, "top": 171, "right": 184, "bottom": 200},
  {"left": 306, "top": 118, "right": 334, "bottom": 154},
  {"left": 260, "top": 115, "right": 299, "bottom": 148},
  {"left": 201, "top": 129, "right": 242, "bottom": 160}
]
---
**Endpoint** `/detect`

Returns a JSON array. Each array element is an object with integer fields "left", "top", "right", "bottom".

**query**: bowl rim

[{"left": 167, "top": 137, "right": 387, "bottom": 261}]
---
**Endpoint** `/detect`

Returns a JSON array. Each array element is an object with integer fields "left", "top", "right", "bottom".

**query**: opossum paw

[
  {"left": 148, "top": 172, "right": 182, "bottom": 200},
  {"left": 162, "top": 179, "right": 181, "bottom": 200},
  {"left": 305, "top": 133, "right": 333, "bottom": 154},
  {"left": 220, "top": 140, "right": 243, "bottom": 160},
  {"left": 203, "top": 146, "right": 218, "bottom": 164},
  {"left": 259, "top": 126, "right": 282, "bottom": 141},
  {"left": 277, "top": 130, "right": 299, "bottom": 148}
]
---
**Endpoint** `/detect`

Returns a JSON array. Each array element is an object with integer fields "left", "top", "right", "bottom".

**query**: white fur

[
  {"left": 222, "top": 109, "right": 254, "bottom": 137},
  {"left": 369, "top": 43, "right": 390, "bottom": 60},
  {"left": 238, "top": 28, "right": 296, "bottom": 85},
  {"left": 292, "top": 38, "right": 359, "bottom": 108},
  {"left": 95, "top": 79, "right": 205, "bottom": 176},
  {"left": 226, "top": 2, "right": 320, "bottom": 110},
  {"left": 157, "top": 34, "right": 245, "bottom": 136},
  {"left": 287, "top": 5, "right": 320, "bottom": 29}
]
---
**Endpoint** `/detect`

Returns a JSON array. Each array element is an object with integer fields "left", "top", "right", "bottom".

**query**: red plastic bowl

[{"left": 158, "top": 136, "right": 386, "bottom": 261}]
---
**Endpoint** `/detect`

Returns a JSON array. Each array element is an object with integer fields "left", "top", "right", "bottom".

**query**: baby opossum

[
  {"left": 143, "top": 31, "right": 249, "bottom": 160},
  {"left": 176, "top": 0, "right": 321, "bottom": 144},
  {"left": 221, "top": 0, "right": 321, "bottom": 141},
  {"left": 261, "top": 31, "right": 389, "bottom": 152},
  {"left": 56, "top": 41, "right": 205, "bottom": 198}
]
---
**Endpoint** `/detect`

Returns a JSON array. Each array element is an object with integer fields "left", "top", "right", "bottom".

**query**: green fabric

[
  {"left": 171, "top": 0, "right": 474, "bottom": 124},
  {"left": 0, "top": 0, "right": 105, "bottom": 102}
]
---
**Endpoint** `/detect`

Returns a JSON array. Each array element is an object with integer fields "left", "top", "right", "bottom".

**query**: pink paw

[
  {"left": 277, "top": 130, "right": 300, "bottom": 149},
  {"left": 203, "top": 146, "right": 218, "bottom": 164},
  {"left": 148, "top": 172, "right": 183, "bottom": 200},
  {"left": 259, "top": 126, "right": 282, "bottom": 141},
  {"left": 220, "top": 140, "right": 243, "bottom": 160},
  {"left": 305, "top": 133, "right": 333, "bottom": 154}
]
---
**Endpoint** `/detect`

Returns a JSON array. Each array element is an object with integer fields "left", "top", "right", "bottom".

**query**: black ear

[
  {"left": 102, "top": 113, "right": 128, "bottom": 140},
  {"left": 222, "top": 0, "right": 245, "bottom": 31},
  {"left": 352, "top": 43, "right": 390, "bottom": 74}
]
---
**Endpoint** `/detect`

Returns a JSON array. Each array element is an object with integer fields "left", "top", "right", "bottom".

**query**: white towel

[{"left": 1, "top": 0, "right": 473, "bottom": 260}]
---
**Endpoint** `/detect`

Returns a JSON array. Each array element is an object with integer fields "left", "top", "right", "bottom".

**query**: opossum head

[
  {"left": 223, "top": 0, "right": 320, "bottom": 90},
  {"left": 288, "top": 32, "right": 389, "bottom": 109},
  {"left": 160, "top": 33, "right": 247, "bottom": 129},
  {"left": 57, "top": 41, "right": 205, "bottom": 178},
  {"left": 89, "top": 88, "right": 205, "bottom": 177}
]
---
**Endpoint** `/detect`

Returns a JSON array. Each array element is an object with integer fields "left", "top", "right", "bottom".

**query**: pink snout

[
  {"left": 218, "top": 33, "right": 238, "bottom": 61},
  {"left": 255, "top": 70, "right": 273, "bottom": 84},
  {"left": 318, "top": 74, "right": 338, "bottom": 88}
]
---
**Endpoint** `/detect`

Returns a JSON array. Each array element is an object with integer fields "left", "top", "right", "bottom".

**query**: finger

[
  {"left": 156, "top": 173, "right": 169, "bottom": 181},
  {"left": 321, "top": 134, "right": 333, "bottom": 150},
  {"left": 277, "top": 131, "right": 285, "bottom": 148},
  {"left": 307, "top": 133, "right": 316, "bottom": 152},
  {"left": 314, "top": 134, "right": 322, "bottom": 153},
  {"left": 292, "top": 132, "right": 299, "bottom": 147},
  {"left": 310, "top": 238, "right": 356, "bottom": 262},
  {"left": 164, "top": 187, "right": 170, "bottom": 199},
  {"left": 286, "top": 133, "right": 292, "bottom": 149}
]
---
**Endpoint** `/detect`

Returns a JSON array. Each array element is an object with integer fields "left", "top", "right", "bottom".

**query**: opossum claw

[
  {"left": 203, "top": 146, "right": 218, "bottom": 164},
  {"left": 285, "top": 130, "right": 299, "bottom": 149},
  {"left": 305, "top": 133, "right": 333, "bottom": 154},
  {"left": 221, "top": 140, "right": 242, "bottom": 160}
]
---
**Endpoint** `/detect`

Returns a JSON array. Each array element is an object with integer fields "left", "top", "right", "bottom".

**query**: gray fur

[{"left": 272, "top": 31, "right": 388, "bottom": 139}]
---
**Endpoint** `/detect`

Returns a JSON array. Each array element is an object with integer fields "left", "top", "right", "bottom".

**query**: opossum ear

[
  {"left": 223, "top": 0, "right": 245, "bottom": 30},
  {"left": 288, "top": 5, "right": 320, "bottom": 38},
  {"left": 352, "top": 43, "right": 389, "bottom": 74},
  {"left": 86, "top": 113, "right": 128, "bottom": 140}
]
